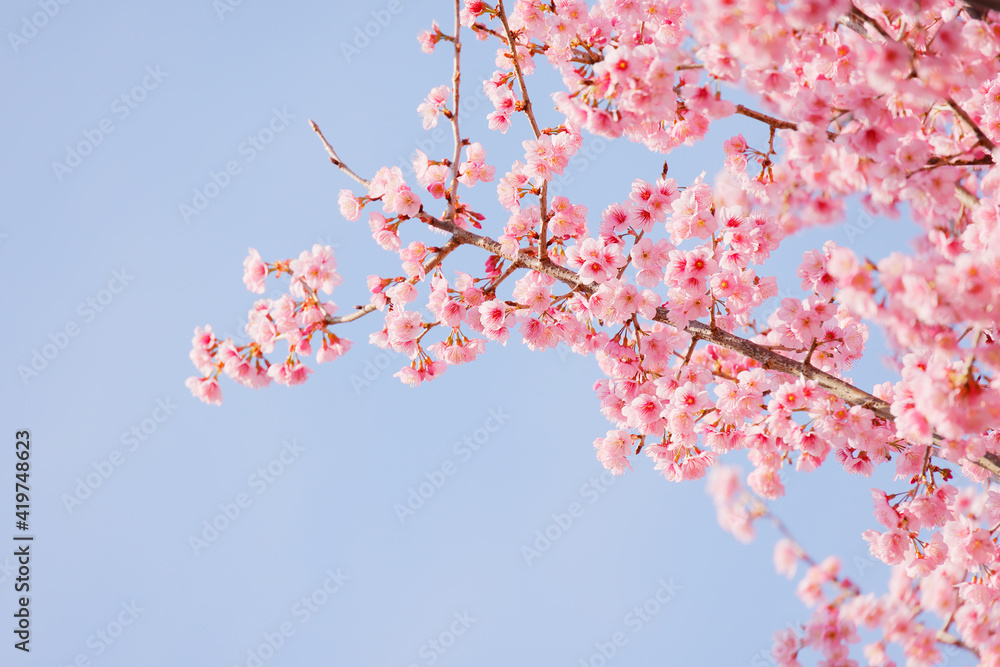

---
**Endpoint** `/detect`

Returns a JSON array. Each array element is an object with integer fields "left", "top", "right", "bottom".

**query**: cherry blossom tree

[{"left": 187, "top": 0, "right": 1000, "bottom": 664}]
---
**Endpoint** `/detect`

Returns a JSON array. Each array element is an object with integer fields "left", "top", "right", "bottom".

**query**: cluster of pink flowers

[
  {"left": 416, "top": 20, "right": 442, "bottom": 53},
  {"left": 368, "top": 166, "right": 422, "bottom": 218},
  {"left": 565, "top": 236, "right": 627, "bottom": 284},
  {"left": 484, "top": 72, "right": 517, "bottom": 133},
  {"left": 457, "top": 142, "right": 495, "bottom": 187},
  {"left": 775, "top": 483, "right": 1000, "bottom": 667},
  {"left": 417, "top": 85, "right": 451, "bottom": 130},
  {"left": 186, "top": 245, "right": 349, "bottom": 404},
  {"left": 522, "top": 134, "right": 576, "bottom": 181}
]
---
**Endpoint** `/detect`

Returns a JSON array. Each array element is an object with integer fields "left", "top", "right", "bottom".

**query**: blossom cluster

[{"left": 186, "top": 244, "right": 349, "bottom": 405}]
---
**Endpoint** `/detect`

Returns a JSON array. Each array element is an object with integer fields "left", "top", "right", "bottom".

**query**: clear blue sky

[{"left": 1, "top": 2, "right": 971, "bottom": 666}]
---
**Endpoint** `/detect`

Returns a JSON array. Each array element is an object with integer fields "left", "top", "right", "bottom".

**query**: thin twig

[
  {"left": 424, "top": 236, "right": 462, "bottom": 276},
  {"left": 734, "top": 105, "right": 838, "bottom": 141},
  {"left": 326, "top": 303, "right": 378, "bottom": 325},
  {"left": 496, "top": 0, "right": 541, "bottom": 139},
  {"left": 735, "top": 104, "right": 800, "bottom": 131},
  {"left": 485, "top": 259, "right": 520, "bottom": 296},
  {"left": 309, "top": 120, "right": 370, "bottom": 188},
  {"left": 946, "top": 97, "right": 997, "bottom": 152},
  {"left": 538, "top": 181, "right": 550, "bottom": 262}
]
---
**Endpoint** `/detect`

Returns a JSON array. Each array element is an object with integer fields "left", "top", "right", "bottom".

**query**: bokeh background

[{"left": 2, "top": 1, "right": 968, "bottom": 665}]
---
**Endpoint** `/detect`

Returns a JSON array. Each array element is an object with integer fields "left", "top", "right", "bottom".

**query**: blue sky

[{"left": 1, "top": 2, "right": 972, "bottom": 666}]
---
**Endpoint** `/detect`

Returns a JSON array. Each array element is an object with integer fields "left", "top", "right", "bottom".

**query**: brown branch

[
  {"left": 538, "top": 181, "right": 550, "bottom": 262},
  {"left": 447, "top": 0, "right": 463, "bottom": 225},
  {"left": 495, "top": 0, "right": 550, "bottom": 263},
  {"left": 956, "top": 184, "right": 980, "bottom": 209},
  {"left": 735, "top": 104, "right": 800, "bottom": 131},
  {"left": 424, "top": 236, "right": 461, "bottom": 275},
  {"left": 318, "top": 239, "right": 460, "bottom": 331},
  {"left": 496, "top": 0, "right": 541, "bottom": 139},
  {"left": 845, "top": 5, "right": 893, "bottom": 41},
  {"left": 734, "top": 105, "right": 838, "bottom": 141},
  {"left": 965, "top": 0, "right": 1000, "bottom": 13},
  {"left": 485, "top": 259, "right": 521, "bottom": 296},
  {"left": 326, "top": 303, "right": 378, "bottom": 325},
  {"left": 946, "top": 97, "right": 997, "bottom": 152},
  {"left": 309, "top": 120, "right": 370, "bottom": 188},
  {"left": 926, "top": 155, "right": 994, "bottom": 168}
]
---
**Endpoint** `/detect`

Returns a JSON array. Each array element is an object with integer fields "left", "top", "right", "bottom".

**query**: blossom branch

[{"left": 415, "top": 206, "right": 1000, "bottom": 479}]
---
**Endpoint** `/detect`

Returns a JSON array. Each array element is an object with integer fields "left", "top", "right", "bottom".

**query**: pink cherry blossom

[
  {"left": 242, "top": 249, "right": 268, "bottom": 294},
  {"left": 338, "top": 189, "right": 362, "bottom": 221},
  {"left": 185, "top": 376, "right": 223, "bottom": 406},
  {"left": 417, "top": 85, "right": 451, "bottom": 130}
]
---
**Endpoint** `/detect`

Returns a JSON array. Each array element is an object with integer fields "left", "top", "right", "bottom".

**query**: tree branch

[
  {"left": 946, "top": 97, "right": 997, "bottom": 152},
  {"left": 495, "top": 0, "right": 550, "bottom": 262},
  {"left": 734, "top": 104, "right": 838, "bottom": 141},
  {"left": 735, "top": 104, "right": 801, "bottom": 132},
  {"left": 496, "top": 0, "right": 541, "bottom": 139},
  {"left": 447, "top": 0, "right": 463, "bottom": 225},
  {"left": 327, "top": 303, "right": 378, "bottom": 325},
  {"left": 964, "top": 0, "right": 1000, "bottom": 15},
  {"left": 309, "top": 120, "right": 371, "bottom": 188}
]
